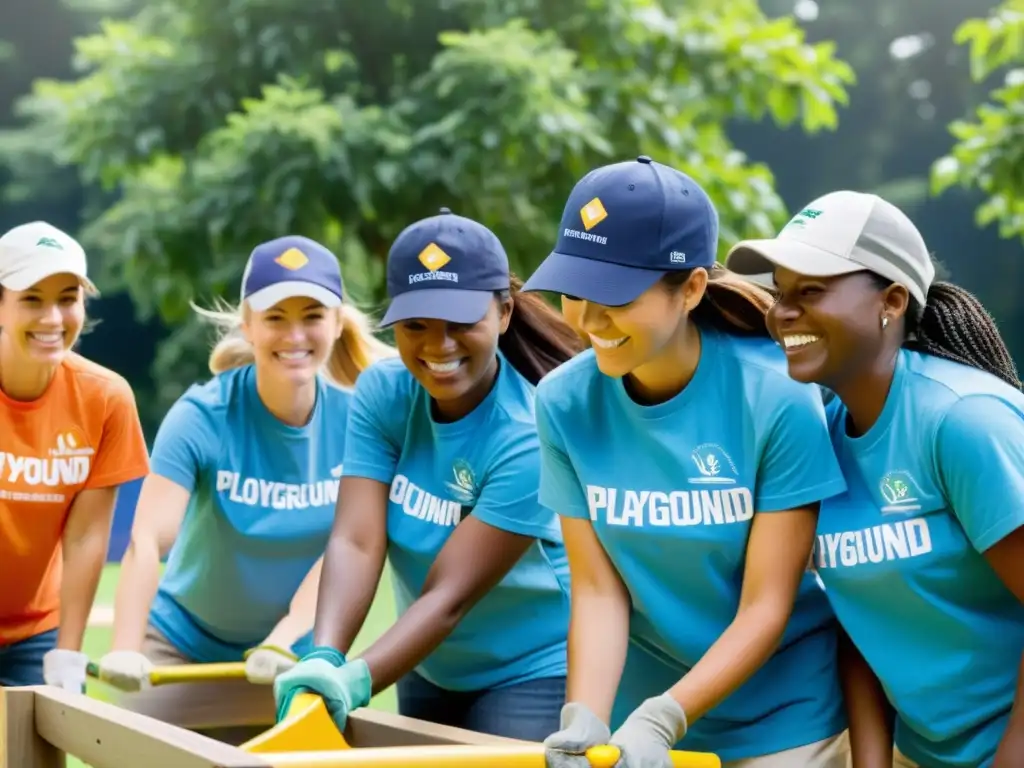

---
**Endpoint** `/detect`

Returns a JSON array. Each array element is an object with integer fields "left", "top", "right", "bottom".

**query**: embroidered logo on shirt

[
  {"left": 688, "top": 443, "right": 738, "bottom": 485},
  {"left": 878, "top": 470, "right": 922, "bottom": 514},
  {"left": 445, "top": 458, "right": 478, "bottom": 506}
]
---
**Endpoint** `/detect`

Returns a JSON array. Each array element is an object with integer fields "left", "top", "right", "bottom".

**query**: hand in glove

[
  {"left": 97, "top": 650, "right": 154, "bottom": 692},
  {"left": 543, "top": 702, "right": 613, "bottom": 768},
  {"left": 273, "top": 646, "right": 372, "bottom": 732},
  {"left": 43, "top": 649, "right": 90, "bottom": 693},
  {"left": 608, "top": 694, "right": 688, "bottom": 768},
  {"left": 243, "top": 644, "right": 298, "bottom": 684}
]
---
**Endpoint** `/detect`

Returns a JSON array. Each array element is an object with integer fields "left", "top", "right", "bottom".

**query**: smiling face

[
  {"left": 242, "top": 296, "right": 341, "bottom": 386},
  {"left": 393, "top": 297, "right": 512, "bottom": 413},
  {"left": 560, "top": 270, "right": 706, "bottom": 380},
  {"left": 0, "top": 273, "right": 86, "bottom": 366},
  {"left": 767, "top": 266, "right": 910, "bottom": 388}
]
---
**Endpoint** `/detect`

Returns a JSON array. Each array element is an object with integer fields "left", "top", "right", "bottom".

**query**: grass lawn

[{"left": 67, "top": 563, "right": 398, "bottom": 767}]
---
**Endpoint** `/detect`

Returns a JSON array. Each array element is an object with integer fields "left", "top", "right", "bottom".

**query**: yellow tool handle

[
  {"left": 147, "top": 661, "right": 248, "bottom": 685},
  {"left": 260, "top": 744, "right": 720, "bottom": 767}
]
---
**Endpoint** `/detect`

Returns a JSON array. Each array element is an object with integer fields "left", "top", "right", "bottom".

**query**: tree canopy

[{"left": 2, "top": 0, "right": 858, "bottom": 408}]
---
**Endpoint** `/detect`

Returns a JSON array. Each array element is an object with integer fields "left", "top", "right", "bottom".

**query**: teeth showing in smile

[
  {"left": 425, "top": 360, "right": 462, "bottom": 373},
  {"left": 277, "top": 351, "right": 311, "bottom": 360},
  {"left": 782, "top": 334, "right": 821, "bottom": 350},
  {"left": 29, "top": 332, "right": 62, "bottom": 344},
  {"left": 589, "top": 335, "right": 628, "bottom": 349}
]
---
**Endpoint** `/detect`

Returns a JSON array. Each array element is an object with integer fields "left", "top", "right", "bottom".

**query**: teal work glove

[
  {"left": 608, "top": 694, "right": 688, "bottom": 768},
  {"left": 272, "top": 645, "right": 372, "bottom": 733}
]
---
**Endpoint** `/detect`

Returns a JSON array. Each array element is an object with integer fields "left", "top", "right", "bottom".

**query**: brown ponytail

[
  {"left": 496, "top": 274, "right": 586, "bottom": 385},
  {"left": 662, "top": 264, "right": 774, "bottom": 337},
  {"left": 905, "top": 282, "right": 1021, "bottom": 389}
]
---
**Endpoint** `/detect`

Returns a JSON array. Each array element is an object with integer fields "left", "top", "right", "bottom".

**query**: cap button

[
  {"left": 438, "top": 207, "right": 452, "bottom": 214},
  {"left": 636, "top": 155, "right": 652, "bottom": 164}
]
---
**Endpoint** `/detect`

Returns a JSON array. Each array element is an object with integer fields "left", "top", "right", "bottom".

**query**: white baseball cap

[
  {"left": 725, "top": 191, "right": 935, "bottom": 306},
  {"left": 0, "top": 221, "right": 98, "bottom": 294}
]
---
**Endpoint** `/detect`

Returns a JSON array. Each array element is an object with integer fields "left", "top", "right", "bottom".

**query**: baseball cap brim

[
  {"left": 0, "top": 263, "right": 98, "bottom": 295},
  {"left": 246, "top": 281, "right": 342, "bottom": 311},
  {"left": 726, "top": 238, "right": 863, "bottom": 283},
  {"left": 380, "top": 288, "right": 493, "bottom": 327},
  {"left": 521, "top": 251, "right": 664, "bottom": 306}
]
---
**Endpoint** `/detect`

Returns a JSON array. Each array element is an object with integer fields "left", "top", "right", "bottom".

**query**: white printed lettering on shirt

[{"left": 586, "top": 484, "right": 755, "bottom": 527}]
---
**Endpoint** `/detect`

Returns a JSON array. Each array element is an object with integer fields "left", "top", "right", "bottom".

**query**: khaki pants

[
  {"left": 114, "top": 625, "right": 275, "bottom": 745},
  {"left": 892, "top": 747, "right": 919, "bottom": 768},
  {"left": 724, "top": 730, "right": 850, "bottom": 768}
]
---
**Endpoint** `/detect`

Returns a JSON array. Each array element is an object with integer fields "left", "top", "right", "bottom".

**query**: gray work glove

[
  {"left": 609, "top": 693, "right": 688, "bottom": 768},
  {"left": 544, "top": 702, "right": 613, "bottom": 768}
]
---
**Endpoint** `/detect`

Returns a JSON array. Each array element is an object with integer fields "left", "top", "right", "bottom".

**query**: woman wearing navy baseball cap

[
  {"left": 273, "top": 209, "right": 585, "bottom": 740},
  {"left": 101, "top": 235, "right": 393, "bottom": 741},
  {"left": 524, "top": 157, "right": 850, "bottom": 768}
]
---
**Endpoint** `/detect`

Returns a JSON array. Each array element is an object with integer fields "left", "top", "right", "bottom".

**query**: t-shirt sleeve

[
  {"left": 935, "top": 394, "right": 1024, "bottom": 552},
  {"left": 341, "top": 365, "right": 403, "bottom": 484},
  {"left": 148, "top": 396, "right": 217, "bottom": 493},
  {"left": 755, "top": 381, "right": 847, "bottom": 512},
  {"left": 472, "top": 431, "right": 560, "bottom": 540},
  {"left": 534, "top": 388, "right": 590, "bottom": 519},
  {"left": 86, "top": 379, "right": 151, "bottom": 489}
]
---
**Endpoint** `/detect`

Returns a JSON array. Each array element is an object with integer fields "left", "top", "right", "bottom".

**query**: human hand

[
  {"left": 243, "top": 644, "right": 298, "bottom": 684},
  {"left": 43, "top": 649, "right": 90, "bottom": 693},
  {"left": 608, "top": 694, "right": 687, "bottom": 768},
  {"left": 272, "top": 646, "right": 372, "bottom": 732},
  {"left": 96, "top": 650, "right": 154, "bottom": 692},
  {"left": 543, "top": 702, "right": 612, "bottom": 768}
]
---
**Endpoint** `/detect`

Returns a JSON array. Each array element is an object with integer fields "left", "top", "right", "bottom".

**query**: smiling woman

[
  {"left": 271, "top": 208, "right": 584, "bottom": 743},
  {"left": 98, "top": 235, "right": 395, "bottom": 744},
  {"left": 0, "top": 221, "right": 150, "bottom": 693}
]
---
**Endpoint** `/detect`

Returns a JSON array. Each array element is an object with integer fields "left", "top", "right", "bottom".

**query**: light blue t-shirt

[
  {"left": 535, "top": 326, "right": 849, "bottom": 762},
  {"left": 815, "top": 349, "right": 1024, "bottom": 768},
  {"left": 342, "top": 354, "right": 570, "bottom": 692},
  {"left": 149, "top": 365, "right": 350, "bottom": 662}
]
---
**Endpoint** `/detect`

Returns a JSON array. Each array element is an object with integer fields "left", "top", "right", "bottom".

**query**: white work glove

[
  {"left": 244, "top": 644, "right": 298, "bottom": 684},
  {"left": 98, "top": 650, "right": 154, "bottom": 692},
  {"left": 42, "top": 649, "right": 89, "bottom": 693}
]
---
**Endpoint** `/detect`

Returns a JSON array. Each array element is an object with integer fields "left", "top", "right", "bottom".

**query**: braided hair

[{"left": 871, "top": 274, "right": 1021, "bottom": 389}]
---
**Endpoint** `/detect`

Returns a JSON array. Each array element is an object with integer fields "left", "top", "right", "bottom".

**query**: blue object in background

[{"left": 109, "top": 478, "right": 143, "bottom": 562}]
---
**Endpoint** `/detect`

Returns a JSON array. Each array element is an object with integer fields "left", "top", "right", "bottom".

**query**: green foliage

[
  {"left": 932, "top": 0, "right": 1024, "bottom": 239},
  {"left": 1, "top": 0, "right": 854, "bottom": 409}
]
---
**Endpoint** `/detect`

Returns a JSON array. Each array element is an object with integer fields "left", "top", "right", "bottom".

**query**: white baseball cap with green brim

[
  {"left": 0, "top": 221, "right": 98, "bottom": 294},
  {"left": 725, "top": 190, "right": 935, "bottom": 306}
]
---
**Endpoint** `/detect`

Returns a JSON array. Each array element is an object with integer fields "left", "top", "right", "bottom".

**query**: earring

[{"left": 881, "top": 316, "right": 889, "bottom": 329}]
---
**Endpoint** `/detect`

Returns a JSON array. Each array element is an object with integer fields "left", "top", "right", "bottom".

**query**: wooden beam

[
  {"left": 344, "top": 708, "right": 531, "bottom": 748},
  {"left": 30, "top": 686, "right": 270, "bottom": 768},
  {"left": 1, "top": 688, "right": 62, "bottom": 768}
]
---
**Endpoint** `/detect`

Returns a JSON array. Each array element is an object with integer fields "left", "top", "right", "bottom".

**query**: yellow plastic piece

[
  {"left": 242, "top": 693, "right": 350, "bottom": 753},
  {"left": 585, "top": 744, "right": 622, "bottom": 767},
  {"left": 148, "top": 662, "right": 248, "bottom": 685},
  {"left": 261, "top": 744, "right": 721, "bottom": 767}
]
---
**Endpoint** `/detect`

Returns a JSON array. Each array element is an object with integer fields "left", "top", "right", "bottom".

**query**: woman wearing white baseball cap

[
  {"left": 727, "top": 191, "right": 1024, "bottom": 768},
  {"left": 0, "top": 221, "right": 150, "bottom": 692}
]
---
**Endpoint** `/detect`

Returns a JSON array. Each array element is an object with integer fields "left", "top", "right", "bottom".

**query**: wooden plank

[
  {"left": 345, "top": 707, "right": 531, "bottom": 748},
  {"left": 1, "top": 688, "right": 62, "bottom": 768},
  {"left": 29, "top": 686, "right": 271, "bottom": 768}
]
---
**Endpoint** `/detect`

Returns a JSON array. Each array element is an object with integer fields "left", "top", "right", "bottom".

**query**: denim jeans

[
  {"left": 0, "top": 628, "right": 58, "bottom": 686},
  {"left": 396, "top": 670, "right": 566, "bottom": 742}
]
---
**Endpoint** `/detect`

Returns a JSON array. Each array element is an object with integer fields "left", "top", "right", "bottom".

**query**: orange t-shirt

[{"left": 0, "top": 353, "right": 150, "bottom": 645}]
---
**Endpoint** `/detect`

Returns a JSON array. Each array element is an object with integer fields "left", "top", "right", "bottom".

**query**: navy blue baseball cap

[
  {"left": 521, "top": 155, "right": 719, "bottom": 306},
  {"left": 241, "top": 235, "right": 345, "bottom": 311},
  {"left": 380, "top": 208, "right": 510, "bottom": 327}
]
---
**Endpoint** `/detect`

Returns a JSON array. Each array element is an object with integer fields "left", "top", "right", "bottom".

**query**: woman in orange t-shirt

[{"left": 0, "top": 221, "right": 150, "bottom": 690}]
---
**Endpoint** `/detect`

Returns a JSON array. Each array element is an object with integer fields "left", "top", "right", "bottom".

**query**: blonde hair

[{"left": 193, "top": 297, "right": 395, "bottom": 387}]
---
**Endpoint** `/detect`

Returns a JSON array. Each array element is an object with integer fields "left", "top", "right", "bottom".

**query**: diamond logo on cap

[
  {"left": 275, "top": 247, "right": 309, "bottom": 271},
  {"left": 580, "top": 197, "right": 608, "bottom": 231},
  {"left": 418, "top": 243, "right": 451, "bottom": 271}
]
